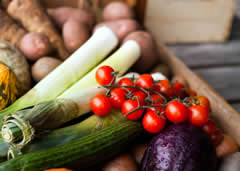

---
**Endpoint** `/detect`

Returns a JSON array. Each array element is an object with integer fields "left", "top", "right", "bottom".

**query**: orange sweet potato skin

[
  {"left": 7, "top": 0, "right": 69, "bottom": 59},
  {"left": 0, "top": 9, "right": 26, "bottom": 48}
]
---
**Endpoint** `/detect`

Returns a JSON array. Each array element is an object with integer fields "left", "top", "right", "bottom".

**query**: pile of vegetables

[{"left": 0, "top": 1, "right": 238, "bottom": 171}]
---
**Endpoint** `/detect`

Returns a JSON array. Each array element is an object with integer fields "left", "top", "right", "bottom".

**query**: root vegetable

[
  {"left": 32, "top": 57, "right": 62, "bottom": 82},
  {"left": 131, "top": 143, "right": 149, "bottom": 165},
  {"left": 7, "top": 0, "right": 69, "bottom": 59},
  {"left": 0, "top": 9, "right": 26, "bottom": 48},
  {"left": 63, "top": 19, "right": 90, "bottom": 53},
  {"left": 20, "top": 32, "right": 52, "bottom": 61},
  {"left": 151, "top": 64, "right": 171, "bottom": 78},
  {"left": 123, "top": 31, "right": 158, "bottom": 73},
  {"left": 219, "top": 152, "right": 240, "bottom": 171},
  {"left": 216, "top": 135, "right": 239, "bottom": 158},
  {"left": 47, "top": 7, "right": 95, "bottom": 29},
  {"left": 94, "top": 19, "right": 140, "bottom": 41},
  {"left": 103, "top": 1, "right": 134, "bottom": 21},
  {"left": 102, "top": 153, "right": 137, "bottom": 171}
]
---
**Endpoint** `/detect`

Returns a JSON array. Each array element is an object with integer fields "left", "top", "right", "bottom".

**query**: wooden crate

[
  {"left": 41, "top": 0, "right": 240, "bottom": 145},
  {"left": 143, "top": 0, "right": 236, "bottom": 43}
]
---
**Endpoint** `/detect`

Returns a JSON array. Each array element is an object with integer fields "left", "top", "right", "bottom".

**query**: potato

[
  {"left": 131, "top": 143, "right": 149, "bottom": 165},
  {"left": 94, "top": 19, "right": 140, "bottom": 41},
  {"left": 47, "top": 7, "right": 95, "bottom": 29},
  {"left": 63, "top": 19, "right": 90, "bottom": 53},
  {"left": 216, "top": 135, "right": 239, "bottom": 158},
  {"left": 102, "top": 153, "right": 137, "bottom": 171},
  {"left": 219, "top": 152, "right": 240, "bottom": 171},
  {"left": 123, "top": 31, "right": 158, "bottom": 73},
  {"left": 32, "top": 57, "right": 62, "bottom": 82},
  {"left": 20, "top": 32, "right": 52, "bottom": 61},
  {"left": 103, "top": 1, "right": 134, "bottom": 21}
]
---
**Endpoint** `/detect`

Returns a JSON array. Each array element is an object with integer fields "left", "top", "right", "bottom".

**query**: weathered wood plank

[
  {"left": 194, "top": 66, "right": 240, "bottom": 101},
  {"left": 232, "top": 103, "right": 240, "bottom": 113},
  {"left": 168, "top": 41, "right": 240, "bottom": 67}
]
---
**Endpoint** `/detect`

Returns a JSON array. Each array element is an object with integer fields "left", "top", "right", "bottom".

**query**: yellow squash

[{"left": 0, "top": 62, "right": 18, "bottom": 110}]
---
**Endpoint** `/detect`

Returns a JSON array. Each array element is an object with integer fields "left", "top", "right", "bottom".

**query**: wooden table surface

[{"left": 167, "top": 2, "right": 240, "bottom": 113}]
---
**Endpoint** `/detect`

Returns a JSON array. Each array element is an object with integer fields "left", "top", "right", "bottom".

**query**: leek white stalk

[
  {"left": 0, "top": 27, "right": 118, "bottom": 116},
  {"left": 1, "top": 87, "right": 106, "bottom": 148},
  {"left": 60, "top": 40, "right": 141, "bottom": 97}
]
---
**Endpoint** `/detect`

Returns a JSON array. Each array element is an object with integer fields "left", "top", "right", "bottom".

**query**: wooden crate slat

[
  {"left": 168, "top": 41, "right": 240, "bottom": 67},
  {"left": 194, "top": 66, "right": 240, "bottom": 101}
]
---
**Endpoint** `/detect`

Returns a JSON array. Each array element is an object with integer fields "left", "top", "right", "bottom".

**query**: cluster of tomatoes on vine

[{"left": 90, "top": 66, "right": 223, "bottom": 145}]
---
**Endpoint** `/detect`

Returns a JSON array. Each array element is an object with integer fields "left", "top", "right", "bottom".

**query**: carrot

[
  {"left": 7, "top": 0, "right": 69, "bottom": 59},
  {"left": 44, "top": 169, "right": 72, "bottom": 171},
  {"left": 0, "top": 9, "right": 26, "bottom": 47}
]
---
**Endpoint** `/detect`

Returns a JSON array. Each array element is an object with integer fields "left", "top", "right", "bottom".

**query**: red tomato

[
  {"left": 211, "top": 129, "right": 223, "bottom": 146},
  {"left": 202, "top": 120, "right": 217, "bottom": 136},
  {"left": 173, "top": 82, "right": 185, "bottom": 98},
  {"left": 165, "top": 100, "right": 189, "bottom": 123},
  {"left": 95, "top": 66, "right": 115, "bottom": 86},
  {"left": 152, "top": 80, "right": 175, "bottom": 97},
  {"left": 133, "top": 91, "right": 147, "bottom": 105},
  {"left": 185, "top": 89, "right": 197, "bottom": 97},
  {"left": 150, "top": 94, "right": 164, "bottom": 104},
  {"left": 122, "top": 99, "right": 144, "bottom": 120},
  {"left": 189, "top": 105, "right": 209, "bottom": 126},
  {"left": 142, "top": 111, "right": 166, "bottom": 133},
  {"left": 91, "top": 94, "right": 112, "bottom": 116},
  {"left": 118, "top": 77, "right": 135, "bottom": 92},
  {"left": 109, "top": 88, "right": 126, "bottom": 109},
  {"left": 136, "top": 74, "right": 154, "bottom": 89},
  {"left": 193, "top": 96, "right": 210, "bottom": 110}
]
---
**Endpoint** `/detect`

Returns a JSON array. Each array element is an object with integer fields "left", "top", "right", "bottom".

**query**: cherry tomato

[
  {"left": 211, "top": 129, "right": 223, "bottom": 146},
  {"left": 95, "top": 66, "right": 115, "bottom": 86},
  {"left": 118, "top": 77, "right": 135, "bottom": 92},
  {"left": 192, "top": 96, "right": 210, "bottom": 110},
  {"left": 133, "top": 91, "right": 147, "bottom": 105},
  {"left": 152, "top": 80, "right": 175, "bottom": 97},
  {"left": 142, "top": 111, "right": 166, "bottom": 133},
  {"left": 122, "top": 99, "right": 144, "bottom": 120},
  {"left": 202, "top": 120, "right": 217, "bottom": 136},
  {"left": 91, "top": 94, "right": 112, "bottom": 116},
  {"left": 150, "top": 94, "right": 164, "bottom": 104},
  {"left": 109, "top": 88, "right": 126, "bottom": 109},
  {"left": 185, "top": 89, "right": 197, "bottom": 97},
  {"left": 173, "top": 82, "right": 185, "bottom": 98},
  {"left": 136, "top": 74, "right": 154, "bottom": 89},
  {"left": 165, "top": 100, "right": 189, "bottom": 123},
  {"left": 189, "top": 105, "right": 209, "bottom": 126}
]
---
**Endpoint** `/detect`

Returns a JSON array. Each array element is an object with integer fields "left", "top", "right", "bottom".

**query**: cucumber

[{"left": 0, "top": 120, "right": 144, "bottom": 170}]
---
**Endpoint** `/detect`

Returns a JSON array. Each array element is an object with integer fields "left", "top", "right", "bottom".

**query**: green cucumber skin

[{"left": 0, "top": 121, "right": 144, "bottom": 171}]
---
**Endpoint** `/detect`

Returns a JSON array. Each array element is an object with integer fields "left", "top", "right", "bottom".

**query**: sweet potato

[
  {"left": 94, "top": 19, "right": 140, "bottom": 41},
  {"left": 103, "top": 1, "right": 134, "bottom": 21},
  {"left": 63, "top": 19, "right": 90, "bottom": 53},
  {"left": 7, "top": 0, "right": 69, "bottom": 59},
  {"left": 47, "top": 7, "right": 95, "bottom": 29},
  {"left": 20, "top": 32, "right": 52, "bottom": 61},
  {"left": 123, "top": 31, "right": 158, "bottom": 73}
]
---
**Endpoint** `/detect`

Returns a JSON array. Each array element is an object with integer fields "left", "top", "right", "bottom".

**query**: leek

[
  {"left": 0, "top": 27, "right": 118, "bottom": 116},
  {"left": 60, "top": 40, "right": 141, "bottom": 97},
  {"left": 0, "top": 40, "right": 141, "bottom": 148},
  {"left": 0, "top": 118, "right": 144, "bottom": 170}
]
